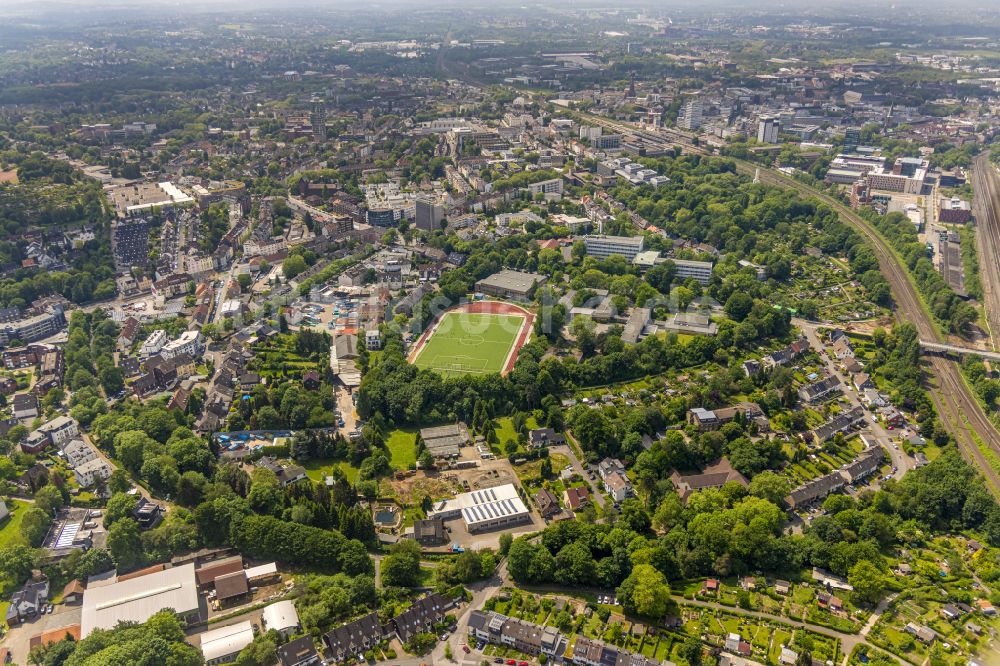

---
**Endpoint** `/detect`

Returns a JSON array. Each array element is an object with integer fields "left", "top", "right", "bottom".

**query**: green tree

[
  {"left": 107, "top": 518, "right": 144, "bottom": 569},
  {"left": 381, "top": 539, "right": 422, "bottom": 587},
  {"left": 848, "top": 560, "right": 887, "bottom": 605},
  {"left": 20, "top": 507, "right": 51, "bottom": 547},
  {"left": 616, "top": 564, "right": 671, "bottom": 619}
]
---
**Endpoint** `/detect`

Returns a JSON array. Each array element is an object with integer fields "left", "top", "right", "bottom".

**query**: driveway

[
  {"left": 552, "top": 439, "right": 606, "bottom": 509},
  {"left": 1, "top": 604, "right": 82, "bottom": 665}
]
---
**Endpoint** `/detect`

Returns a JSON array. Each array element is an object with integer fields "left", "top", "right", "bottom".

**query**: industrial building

[
  {"left": 201, "top": 621, "right": 255, "bottom": 665},
  {"left": 430, "top": 483, "right": 531, "bottom": 532},
  {"left": 419, "top": 423, "right": 471, "bottom": 460},
  {"left": 81, "top": 563, "right": 200, "bottom": 636}
]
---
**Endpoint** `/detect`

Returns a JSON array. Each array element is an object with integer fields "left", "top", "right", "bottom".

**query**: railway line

[
  {"left": 565, "top": 109, "right": 1000, "bottom": 492},
  {"left": 971, "top": 153, "right": 1000, "bottom": 351}
]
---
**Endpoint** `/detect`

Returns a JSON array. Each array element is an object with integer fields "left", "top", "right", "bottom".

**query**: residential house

[
  {"left": 853, "top": 373, "right": 874, "bottom": 391},
  {"left": 74, "top": 458, "right": 113, "bottom": 487},
  {"left": 687, "top": 402, "right": 764, "bottom": 432},
  {"left": 388, "top": 593, "right": 455, "bottom": 644},
  {"left": 277, "top": 637, "right": 321, "bottom": 666},
  {"left": 37, "top": 416, "right": 78, "bottom": 448},
  {"left": 786, "top": 472, "right": 847, "bottom": 510},
  {"left": 302, "top": 370, "right": 321, "bottom": 390},
  {"left": 798, "top": 376, "right": 841, "bottom": 403},
  {"left": 63, "top": 439, "right": 97, "bottom": 467},
  {"left": 132, "top": 497, "right": 164, "bottom": 529},
  {"left": 670, "top": 457, "right": 749, "bottom": 503},
  {"left": 808, "top": 407, "right": 866, "bottom": 445},
  {"left": 117, "top": 317, "right": 140, "bottom": 351},
  {"left": 528, "top": 428, "right": 566, "bottom": 448},
  {"left": 571, "top": 635, "right": 657, "bottom": 666},
  {"left": 5, "top": 578, "right": 49, "bottom": 626},
  {"left": 841, "top": 447, "right": 884, "bottom": 484},
  {"left": 534, "top": 489, "right": 561, "bottom": 518},
  {"left": 12, "top": 393, "right": 39, "bottom": 420},
  {"left": 411, "top": 517, "right": 447, "bottom": 546},
  {"left": 563, "top": 486, "right": 591, "bottom": 511},
  {"left": 467, "top": 610, "right": 566, "bottom": 659},
  {"left": 775, "top": 581, "right": 791, "bottom": 595},
  {"left": 761, "top": 337, "right": 810, "bottom": 370},
  {"left": 598, "top": 458, "right": 634, "bottom": 502}
]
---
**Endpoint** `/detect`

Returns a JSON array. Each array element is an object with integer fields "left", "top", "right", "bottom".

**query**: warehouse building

[
  {"left": 429, "top": 483, "right": 531, "bottom": 532},
  {"left": 200, "top": 621, "right": 255, "bottom": 665},
  {"left": 419, "top": 423, "right": 471, "bottom": 460},
  {"left": 81, "top": 563, "right": 200, "bottom": 637}
]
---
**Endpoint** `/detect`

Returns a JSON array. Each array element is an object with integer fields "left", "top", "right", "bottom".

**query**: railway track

[
  {"left": 749, "top": 167, "right": 1000, "bottom": 494},
  {"left": 570, "top": 109, "right": 1000, "bottom": 491},
  {"left": 971, "top": 154, "right": 1000, "bottom": 351}
]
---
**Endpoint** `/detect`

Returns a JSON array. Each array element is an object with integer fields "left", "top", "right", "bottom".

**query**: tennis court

[{"left": 412, "top": 311, "right": 526, "bottom": 377}]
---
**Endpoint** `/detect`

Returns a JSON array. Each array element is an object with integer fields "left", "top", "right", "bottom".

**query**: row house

[{"left": 467, "top": 611, "right": 566, "bottom": 659}]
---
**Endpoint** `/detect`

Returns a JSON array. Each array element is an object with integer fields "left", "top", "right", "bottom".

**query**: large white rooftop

[
  {"left": 456, "top": 483, "right": 529, "bottom": 528},
  {"left": 81, "top": 563, "right": 199, "bottom": 636}
]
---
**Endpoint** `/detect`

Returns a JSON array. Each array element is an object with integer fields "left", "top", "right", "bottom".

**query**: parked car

[{"left": 463, "top": 645, "right": 471, "bottom": 654}]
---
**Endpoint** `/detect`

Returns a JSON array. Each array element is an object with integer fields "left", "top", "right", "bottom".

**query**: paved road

[
  {"left": 747, "top": 166, "right": 1000, "bottom": 497},
  {"left": 0, "top": 604, "right": 82, "bottom": 665},
  {"left": 431, "top": 560, "right": 509, "bottom": 666},
  {"left": 795, "top": 319, "right": 915, "bottom": 481},
  {"left": 563, "top": 105, "right": 1000, "bottom": 496},
  {"left": 549, "top": 440, "right": 606, "bottom": 509}
]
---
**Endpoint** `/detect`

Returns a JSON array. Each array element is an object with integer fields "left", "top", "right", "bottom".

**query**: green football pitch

[{"left": 412, "top": 312, "right": 525, "bottom": 377}]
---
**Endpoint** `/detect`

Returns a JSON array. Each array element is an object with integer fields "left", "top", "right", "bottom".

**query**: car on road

[
  {"left": 506, "top": 660, "right": 516, "bottom": 665},
  {"left": 494, "top": 659, "right": 504, "bottom": 664},
  {"left": 463, "top": 645, "right": 471, "bottom": 654}
]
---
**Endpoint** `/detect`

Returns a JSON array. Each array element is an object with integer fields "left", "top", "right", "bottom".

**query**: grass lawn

[
  {"left": 412, "top": 312, "right": 525, "bottom": 377},
  {"left": 495, "top": 415, "right": 540, "bottom": 450},
  {"left": 0, "top": 499, "right": 29, "bottom": 548},
  {"left": 386, "top": 429, "right": 418, "bottom": 469},
  {"left": 302, "top": 458, "right": 360, "bottom": 484}
]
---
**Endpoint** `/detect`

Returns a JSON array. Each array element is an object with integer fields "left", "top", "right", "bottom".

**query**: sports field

[{"left": 412, "top": 311, "right": 526, "bottom": 377}]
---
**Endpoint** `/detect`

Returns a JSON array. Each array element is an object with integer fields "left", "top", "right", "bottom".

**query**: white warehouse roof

[
  {"left": 261, "top": 599, "right": 299, "bottom": 633},
  {"left": 200, "top": 620, "right": 255, "bottom": 662},
  {"left": 456, "top": 483, "right": 529, "bottom": 528},
  {"left": 81, "top": 563, "right": 199, "bottom": 637}
]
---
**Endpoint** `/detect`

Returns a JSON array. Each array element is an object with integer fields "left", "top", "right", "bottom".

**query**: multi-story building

[
  {"left": 757, "top": 116, "right": 780, "bottom": 144},
  {"left": 415, "top": 196, "right": 447, "bottom": 232},
  {"left": 140, "top": 329, "right": 168, "bottom": 357},
  {"left": 938, "top": 197, "right": 972, "bottom": 224},
  {"left": 0, "top": 305, "right": 66, "bottom": 346},
  {"left": 74, "top": 458, "right": 113, "bottom": 487},
  {"left": 37, "top": 416, "right": 78, "bottom": 448},
  {"left": 526, "top": 178, "right": 563, "bottom": 198},
  {"left": 592, "top": 134, "right": 622, "bottom": 151},
  {"left": 583, "top": 234, "right": 644, "bottom": 261},
  {"left": 672, "top": 258, "right": 714, "bottom": 285},
  {"left": 677, "top": 97, "right": 703, "bottom": 131},
  {"left": 161, "top": 330, "right": 201, "bottom": 360}
]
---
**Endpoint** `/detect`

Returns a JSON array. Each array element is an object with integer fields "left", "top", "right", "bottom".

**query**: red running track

[{"left": 408, "top": 300, "right": 534, "bottom": 376}]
